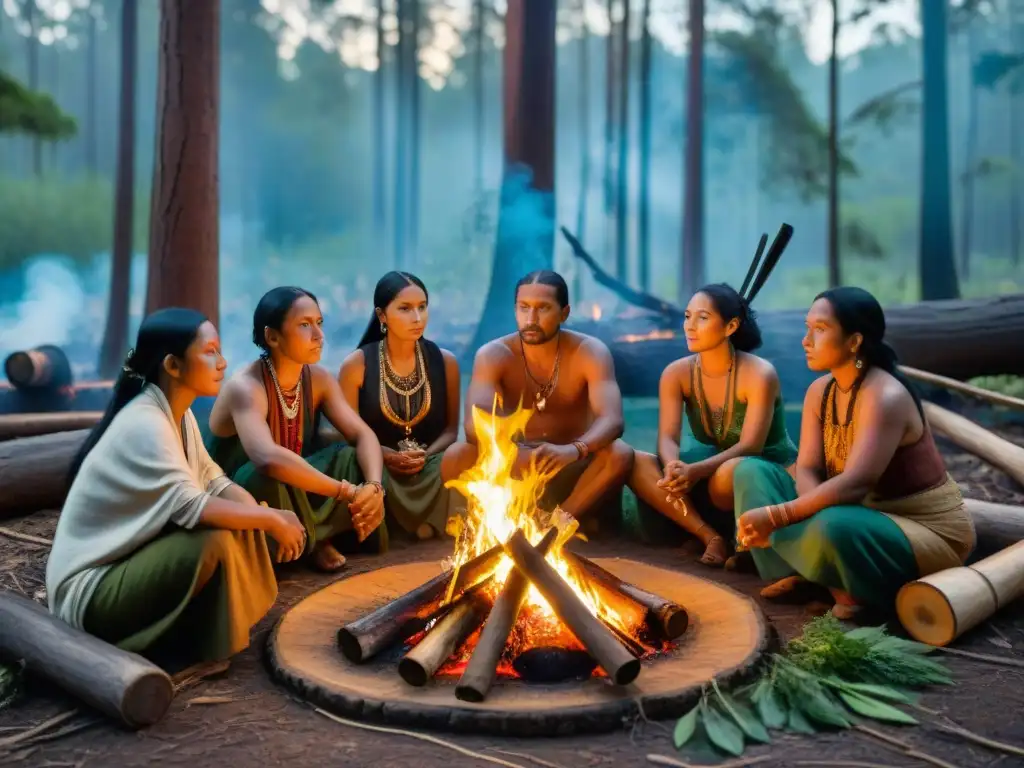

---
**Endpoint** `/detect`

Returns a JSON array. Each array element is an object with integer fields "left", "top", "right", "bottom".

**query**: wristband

[
  {"left": 364, "top": 480, "right": 385, "bottom": 497},
  {"left": 572, "top": 440, "right": 589, "bottom": 460}
]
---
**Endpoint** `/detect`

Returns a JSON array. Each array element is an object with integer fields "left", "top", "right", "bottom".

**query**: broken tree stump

[
  {"left": 0, "top": 592, "right": 174, "bottom": 728},
  {"left": 0, "top": 429, "right": 88, "bottom": 519}
]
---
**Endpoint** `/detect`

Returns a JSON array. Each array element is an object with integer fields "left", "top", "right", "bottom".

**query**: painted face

[
  {"left": 683, "top": 292, "right": 735, "bottom": 353},
  {"left": 515, "top": 283, "right": 567, "bottom": 345},
  {"left": 175, "top": 321, "right": 227, "bottom": 397},
  {"left": 380, "top": 284, "right": 428, "bottom": 342},
  {"left": 802, "top": 297, "right": 859, "bottom": 371},
  {"left": 270, "top": 295, "right": 325, "bottom": 365}
]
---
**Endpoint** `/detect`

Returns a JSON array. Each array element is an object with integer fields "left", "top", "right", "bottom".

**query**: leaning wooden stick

[
  {"left": 502, "top": 530, "right": 641, "bottom": 686},
  {"left": 337, "top": 543, "right": 503, "bottom": 663},
  {"left": 923, "top": 401, "right": 1024, "bottom": 488},
  {"left": 0, "top": 591, "right": 173, "bottom": 728},
  {"left": 900, "top": 365, "right": 1024, "bottom": 411},
  {"left": 456, "top": 528, "right": 558, "bottom": 702}
]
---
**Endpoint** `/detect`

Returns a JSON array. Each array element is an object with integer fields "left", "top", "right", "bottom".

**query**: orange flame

[{"left": 443, "top": 399, "right": 638, "bottom": 640}]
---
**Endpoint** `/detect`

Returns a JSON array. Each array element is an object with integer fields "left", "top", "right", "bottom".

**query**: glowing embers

[{"left": 336, "top": 402, "right": 688, "bottom": 702}]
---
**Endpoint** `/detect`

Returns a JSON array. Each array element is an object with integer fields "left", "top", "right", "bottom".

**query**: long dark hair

[
  {"left": 67, "top": 308, "right": 209, "bottom": 485},
  {"left": 695, "top": 283, "right": 762, "bottom": 352},
  {"left": 252, "top": 286, "right": 319, "bottom": 353},
  {"left": 816, "top": 286, "right": 924, "bottom": 420},
  {"left": 357, "top": 271, "right": 429, "bottom": 348}
]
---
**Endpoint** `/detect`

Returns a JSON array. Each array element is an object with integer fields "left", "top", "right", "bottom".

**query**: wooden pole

[
  {"left": 398, "top": 587, "right": 491, "bottom": 687},
  {"left": 502, "top": 529, "right": 641, "bottom": 686},
  {"left": 964, "top": 498, "right": 1024, "bottom": 557},
  {"left": 567, "top": 552, "right": 689, "bottom": 639},
  {"left": 455, "top": 528, "right": 558, "bottom": 703},
  {"left": 900, "top": 365, "right": 1024, "bottom": 411},
  {"left": 924, "top": 401, "right": 1024, "bottom": 488},
  {"left": 337, "top": 544, "right": 503, "bottom": 663},
  {"left": 0, "top": 592, "right": 173, "bottom": 728}
]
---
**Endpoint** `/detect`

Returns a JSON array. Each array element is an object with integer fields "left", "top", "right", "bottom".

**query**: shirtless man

[{"left": 441, "top": 270, "right": 634, "bottom": 521}]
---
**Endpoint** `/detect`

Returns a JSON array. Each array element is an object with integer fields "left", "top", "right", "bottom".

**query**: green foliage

[
  {"left": 0, "top": 68, "right": 76, "bottom": 139},
  {"left": 0, "top": 176, "right": 150, "bottom": 269},
  {"left": 671, "top": 616, "right": 951, "bottom": 758},
  {"left": 0, "top": 660, "right": 22, "bottom": 712},
  {"left": 711, "top": 30, "right": 857, "bottom": 203},
  {"left": 967, "top": 375, "right": 1024, "bottom": 399}
]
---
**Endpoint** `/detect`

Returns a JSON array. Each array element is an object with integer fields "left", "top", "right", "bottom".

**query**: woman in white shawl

[{"left": 46, "top": 308, "right": 306, "bottom": 663}]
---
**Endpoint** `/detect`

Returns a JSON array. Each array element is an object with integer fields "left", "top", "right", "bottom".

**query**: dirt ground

[{"left": 1, "top": 427, "right": 1023, "bottom": 768}]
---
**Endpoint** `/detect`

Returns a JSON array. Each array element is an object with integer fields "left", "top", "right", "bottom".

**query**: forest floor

[{"left": 1, "top": 426, "right": 1023, "bottom": 768}]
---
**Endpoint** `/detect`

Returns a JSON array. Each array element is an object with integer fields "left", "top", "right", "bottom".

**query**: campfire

[{"left": 337, "top": 402, "right": 688, "bottom": 702}]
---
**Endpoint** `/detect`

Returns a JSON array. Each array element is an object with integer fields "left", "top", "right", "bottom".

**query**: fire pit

[{"left": 267, "top": 405, "right": 771, "bottom": 736}]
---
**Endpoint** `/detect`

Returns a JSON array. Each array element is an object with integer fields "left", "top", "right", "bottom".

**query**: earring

[
  {"left": 380, "top": 321, "right": 387, "bottom": 334},
  {"left": 855, "top": 358, "right": 863, "bottom": 369}
]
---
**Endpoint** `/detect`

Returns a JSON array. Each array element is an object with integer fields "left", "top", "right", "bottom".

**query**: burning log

[
  {"left": 455, "top": 528, "right": 558, "bottom": 702},
  {"left": 337, "top": 544, "right": 503, "bottom": 663},
  {"left": 566, "top": 552, "right": 689, "bottom": 640},
  {"left": 502, "top": 530, "right": 641, "bottom": 686},
  {"left": 399, "top": 587, "right": 492, "bottom": 687}
]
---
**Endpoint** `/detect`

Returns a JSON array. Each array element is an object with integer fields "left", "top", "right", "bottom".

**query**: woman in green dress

[
  {"left": 47, "top": 308, "right": 306, "bottom": 663},
  {"left": 734, "top": 287, "right": 975, "bottom": 618},
  {"left": 206, "top": 287, "right": 386, "bottom": 573},
  {"left": 627, "top": 279, "right": 797, "bottom": 566},
  {"left": 338, "top": 271, "right": 460, "bottom": 540}
]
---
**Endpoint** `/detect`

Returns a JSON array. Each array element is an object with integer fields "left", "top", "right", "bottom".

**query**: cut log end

[
  {"left": 122, "top": 672, "right": 177, "bottom": 728},
  {"left": 659, "top": 607, "right": 690, "bottom": 640},
  {"left": 336, "top": 628, "right": 367, "bottom": 664},
  {"left": 611, "top": 658, "right": 642, "bottom": 686},
  {"left": 896, "top": 580, "right": 961, "bottom": 647}
]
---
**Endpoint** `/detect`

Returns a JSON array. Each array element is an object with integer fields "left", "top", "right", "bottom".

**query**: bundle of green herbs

[{"left": 673, "top": 615, "right": 953, "bottom": 757}]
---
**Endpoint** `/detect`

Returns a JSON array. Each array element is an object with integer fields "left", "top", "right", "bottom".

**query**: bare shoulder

[
  {"left": 339, "top": 349, "right": 366, "bottom": 379},
  {"left": 738, "top": 352, "right": 780, "bottom": 385},
  {"left": 575, "top": 330, "right": 612, "bottom": 360},
  {"left": 864, "top": 369, "right": 915, "bottom": 414},
  {"left": 439, "top": 346, "right": 458, "bottom": 366},
  {"left": 223, "top": 363, "right": 267, "bottom": 410},
  {"left": 662, "top": 356, "right": 692, "bottom": 383},
  {"left": 476, "top": 338, "right": 516, "bottom": 370},
  {"left": 803, "top": 374, "right": 831, "bottom": 410}
]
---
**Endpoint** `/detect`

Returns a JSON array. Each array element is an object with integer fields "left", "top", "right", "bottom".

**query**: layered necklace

[
  {"left": 379, "top": 339, "right": 431, "bottom": 438},
  {"left": 822, "top": 372, "right": 865, "bottom": 479},
  {"left": 694, "top": 345, "right": 736, "bottom": 444},
  {"left": 521, "top": 334, "right": 560, "bottom": 412},
  {"left": 262, "top": 354, "right": 303, "bottom": 454}
]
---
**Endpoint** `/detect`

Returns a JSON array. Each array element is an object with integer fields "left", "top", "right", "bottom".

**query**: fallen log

[
  {"left": 924, "top": 402, "right": 1024, "bottom": 489},
  {"left": 964, "top": 498, "right": 1024, "bottom": 559},
  {"left": 4, "top": 345, "right": 74, "bottom": 391},
  {"left": 0, "top": 429, "right": 88, "bottom": 519},
  {"left": 0, "top": 412, "right": 102, "bottom": 442},
  {"left": 900, "top": 366, "right": 1024, "bottom": 411},
  {"left": 0, "top": 591, "right": 174, "bottom": 728}
]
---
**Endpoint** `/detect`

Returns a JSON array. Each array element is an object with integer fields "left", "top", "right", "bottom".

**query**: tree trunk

[
  {"left": 826, "top": 0, "right": 840, "bottom": 287},
  {"left": 146, "top": 0, "right": 220, "bottom": 324},
  {"left": 573, "top": 8, "right": 590, "bottom": 303},
  {"left": 374, "top": 0, "right": 387, "bottom": 257},
  {"left": 919, "top": 0, "right": 961, "bottom": 300},
  {"left": 408, "top": 0, "right": 421, "bottom": 268},
  {"left": 614, "top": 0, "right": 630, "bottom": 282},
  {"left": 473, "top": 0, "right": 485, "bottom": 202},
  {"left": 393, "top": 0, "right": 408, "bottom": 269},
  {"left": 86, "top": 11, "right": 98, "bottom": 174},
  {"left": 468, "top": 0, "right": 557, "bottom": 349},
  {"left": 637, "top": 0, "right": 652, "bottom": 292},
  {"left": 99, "top": 0, "right": 138, "bottom": 379},
  {"left": 603, "top": 0, "right": 616, "bottom": 225},
  {"left": 959, "top": 22, "right": 979, "bottom": 281},
  {"left": 26, "top": 0, "right": 41, "bottom": 177},
  {"left": 680, "top": 0, "right": 704, "bottom": 303},
  {"left": 1010, "top": 6, "right": 1021, "bottom": 267}
]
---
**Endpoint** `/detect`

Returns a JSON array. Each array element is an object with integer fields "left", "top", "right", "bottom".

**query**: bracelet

[
  {"left": 336, "top": 482, "right": 356, "bottom": 502},
  {"left": 572, "top": 440, "right": 589, "bottom": 460},
  {"left": 766, "top": 505, "right": 779, "bottom": 529},
  {"left": 779, "top": 502, "right": 791, "bottom": 526},
  {"left": 364, "top": 480, "right": 385, "bottom": 497}
]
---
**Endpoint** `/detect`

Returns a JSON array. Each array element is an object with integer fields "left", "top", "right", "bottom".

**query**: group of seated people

[{"left": 45, "top": 263, "right": 976, "bottom": 667}]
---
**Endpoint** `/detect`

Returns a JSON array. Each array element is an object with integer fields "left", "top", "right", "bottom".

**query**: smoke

[{"left": 0, "top": 256, "right": 85, "bottom": 352}]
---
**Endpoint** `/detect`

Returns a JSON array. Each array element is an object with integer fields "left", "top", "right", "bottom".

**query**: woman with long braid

[{"left": 734, "top": 287, "right": 975, "bottom": 619}]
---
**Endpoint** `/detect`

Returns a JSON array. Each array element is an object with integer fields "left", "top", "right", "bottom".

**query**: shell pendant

[{"left": 535, "top": 397, "right": 546, "bottom": 412}]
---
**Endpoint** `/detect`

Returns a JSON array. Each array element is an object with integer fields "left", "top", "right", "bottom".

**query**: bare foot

[
  {"left": 312, "top": 541, "right": 347, "bottom": 573},
  {"left": 699, "top": 536, "right": 728, "bottom": 568},
  {"left": 760, "top": 575, "right": 806, "bottom": 600},
  {"left": 416, "top": 523, "right": 435, "bottom": 541},
  {"left": 829, "top": 588, "right": 862, "bottom": 620}
]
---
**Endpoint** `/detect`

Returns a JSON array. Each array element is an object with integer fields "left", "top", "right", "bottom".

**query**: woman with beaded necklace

[
  {"left": 734, "top": 287, "right": 975, "bottom": 619},
  {"left": 338, "top": 272, "right": 460, "bottom": 541},
  {"left": 206, "top": 287, "right": 387, "bottom": 572},
  {"left": 625, "top": 231, "right": 796, "bottom": 567}
]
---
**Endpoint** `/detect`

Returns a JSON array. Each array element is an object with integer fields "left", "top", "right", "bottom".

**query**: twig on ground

[
  {"left": 172, "top": 660, "right": 231, "bottom": 692},
  {"left": 0, "top": 709, "right": 79, "bottom": 750},
  {"left": 488, "top": 748, "right": 569, "bottom": 768},
  {"left": 791, "top": 763, "right": 911, "bottom": 768},
  {"left": 854, "top": 724, "right": 964, "bottom": 768},
  {"left": 934, "top": 646, "right": 1024, "bottom": 669},
  {"left": 929, "top": 721, "right": 1024, "bottom": 758},
  {"left": 0, "top": 527, "right": 52, "bottom": 548},
  {"left": 646, "top": 754, "right": 772, "bottom": 768},
  {"left": 314, "top": 706, "right": 527, "bottom": 768},
  {"left": 187, "top": 695, "right": 258, "bottom": 706}
]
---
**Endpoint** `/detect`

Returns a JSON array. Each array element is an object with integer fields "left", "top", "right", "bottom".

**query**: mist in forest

[{"left": 0, "top": 0, "right": 1021, "bottom": 379}]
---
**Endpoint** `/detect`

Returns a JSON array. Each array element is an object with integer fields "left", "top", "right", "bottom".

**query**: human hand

[
  {"left": 386, "top": 448, "right": 426, "bottom": 476},
  {"left": 736, "top": 506, "right": 776, "bottom": 549},
  {"left": 531, "top": 442, "right": 580, "bottom": 476},
  {"left": 350, "top": 483, "right": 385, "bottom": 541},
  {"left": 267, "top": 505, "right": 306, "bottom": 563},
  {"left": 657, "top": 460, "right": 703, "bottom": 497}
]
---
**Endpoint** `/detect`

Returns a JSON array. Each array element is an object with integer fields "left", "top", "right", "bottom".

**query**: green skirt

[
  {"left": 233, "top": 442, "right": 389, "bottom": 555},
  {"left": 83, "top": 528, "right": 278, "bottom": 663},
  {"left": 731, "top": 458, "right": 919, "bottom": 609},
  {"left": 383, "top": 453, "right": 453, "bottom": 537}
]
